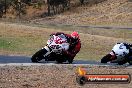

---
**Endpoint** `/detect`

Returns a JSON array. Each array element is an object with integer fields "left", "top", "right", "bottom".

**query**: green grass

[
  {"left": 0, "top": 37, "right": 28, "bottom": 53},
  {"left": 0, "top": 36, "right": 47, "bottom": 55},
  {"left": 0, "top": 38, "right": 11, "bottom": 49}
]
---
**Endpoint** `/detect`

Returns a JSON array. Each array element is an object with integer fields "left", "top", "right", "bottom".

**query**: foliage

[
  {"left": 32, "top": 1, "right": 43, "bottom": 9},
  {"left": 0, "top": 0, "right": 32, "bottom": 18},
  {"left": 0, "top": 0, "right": 16, "bottom": 17},
  {"left": 11, "top": 0, "right": 27, "bottom": 17}
]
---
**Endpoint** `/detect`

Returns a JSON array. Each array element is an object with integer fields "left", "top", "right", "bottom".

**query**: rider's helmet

[
  {"left": 71, "top": 31, "right": 79, "bottom": 39},
  {"left": 70, "top": 31, "right": 79, "bottom": 44}
]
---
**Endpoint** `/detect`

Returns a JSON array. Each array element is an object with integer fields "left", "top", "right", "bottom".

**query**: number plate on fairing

[{"left": 49, "top": 45, "right": 61, "bottom": 49}]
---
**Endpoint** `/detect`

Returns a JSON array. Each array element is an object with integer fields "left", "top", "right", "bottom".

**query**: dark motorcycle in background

[
  {"left": 31, "top": 34, "right": 71, "bottom": 63},
  {"left": 101, "top": 43, "right": 131, "bottom": 65}
]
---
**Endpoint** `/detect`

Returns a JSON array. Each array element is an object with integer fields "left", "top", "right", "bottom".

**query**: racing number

[{"left": 54, "top": 36, "right": 62, "bottom": 44}]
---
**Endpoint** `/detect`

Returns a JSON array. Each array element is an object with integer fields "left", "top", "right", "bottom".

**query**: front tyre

[
  {"left": 101, "top": 54, "right": 112, "bottom": 63},
  {"left": 31, "top": 48, "right": 48, "bottom": 63}
]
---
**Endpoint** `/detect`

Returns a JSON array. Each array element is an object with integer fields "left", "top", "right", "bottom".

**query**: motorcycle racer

[
  {"left": 50, "top": 31, "right": 81, "bottom": 63},
  {"left": 101, "top": 42, "right": 132, "bottom": 65}
]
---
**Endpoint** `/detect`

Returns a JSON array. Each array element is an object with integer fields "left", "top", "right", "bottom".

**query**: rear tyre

[
  {"left": 128, "top": 61, "right": 132, "bottom": 65},
  {"left": 67, "top": 58, "right": 73, "bottom": 64},
  {"left": 118, "top": 59, "right": 127, "bottom": 65},
  {"left": 55, "top": 55, "right": 67, "bottom": 64},
  {"left": 56, "top": 59, "right": 64, "bottom": 64},
  {"left": 127, "top": 56, "right": 132, "bottom": 65},
  {"left": 31, "top": 49, "right": 48, "bottom": 63},
  {"left": 101, "top": 54, "right": 112, "bottom": 63}
]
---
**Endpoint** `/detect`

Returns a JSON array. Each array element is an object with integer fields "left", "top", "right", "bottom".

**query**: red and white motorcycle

[
  {"left": 101, "top": 43, "right": 130, "bottom": 65},
  {"left": 31, "top": 34, "right": 70, "bottom": 63}
]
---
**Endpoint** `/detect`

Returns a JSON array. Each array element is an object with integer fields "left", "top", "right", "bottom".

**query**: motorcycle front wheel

[
  {"left": 101, "top": 54, "right": 112, "bottom": 63},
  {"left": 31, "top": 48, "right": 48, "bottom": 63}
]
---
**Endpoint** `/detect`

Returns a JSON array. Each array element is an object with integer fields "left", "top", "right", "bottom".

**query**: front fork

[
  {"left": 44, "top": 46, "right": 50, "bottom": 52},
  {"left": 42, "top": 46, "right": 51, "bottom": 61}
]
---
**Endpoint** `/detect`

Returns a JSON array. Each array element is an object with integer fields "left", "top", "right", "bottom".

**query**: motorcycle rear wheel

[
  {"left": 31, "top": 49, "right": 48, "bottom": 63},
  {"left": 67, "top": 58, "right": 73, "bottom": 64},
  {"left": 117, "top": 60, "right": 127, "bottom": 65},
  {"left": 127, "top": 56, "right": 132, "bottom": 65},
  {"left": 56, "top": 58, "right": 64, "bottom": 63},
  {"left": 128, "top": 61, "right": 132, "bottom": 65}
]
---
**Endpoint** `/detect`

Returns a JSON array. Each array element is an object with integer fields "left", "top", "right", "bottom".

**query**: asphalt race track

[
  {"left": 0, "top": 55, "right": 132, "bottom": 68},
  {"left": 0, "top": 55, "right": 107, "bottom": 64}
]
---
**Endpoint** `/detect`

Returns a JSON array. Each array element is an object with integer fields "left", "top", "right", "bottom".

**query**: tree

[
  {"left": 10, "top": 0, "right": 27, "bottom": 18},
  {"left": 0, "top": 3, "right": 4, "bottom": 17},
  {"left": 47, "top": 0, "right": 70, "bottom": 15},
  {"left": 80, "top": 0, "right": 84, "bottom": 5}
]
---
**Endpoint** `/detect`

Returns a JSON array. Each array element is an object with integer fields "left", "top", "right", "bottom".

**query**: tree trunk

[{"left": 47, "top": 0, "right": 50, "bottom": 16}]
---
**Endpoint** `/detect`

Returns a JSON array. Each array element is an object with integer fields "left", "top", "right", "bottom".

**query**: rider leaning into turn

[
  {"left": 50, "top": 31, "right": 81, "bottom": 63},
  {"left": 111, "top": 42, "right": 132, "bottom": 64}
]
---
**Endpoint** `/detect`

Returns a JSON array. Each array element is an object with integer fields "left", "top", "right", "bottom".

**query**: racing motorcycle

[
  {"left": 31, "top": 34, "right": 71, "bottom": 63},
  {"left": 101, "top": 43, "right": 131, "bottom": 65}
]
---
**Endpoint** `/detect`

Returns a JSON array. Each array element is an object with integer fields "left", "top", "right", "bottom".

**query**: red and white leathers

[{"left": 50, "top": 32, "right": 81, "bottom": 60}]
